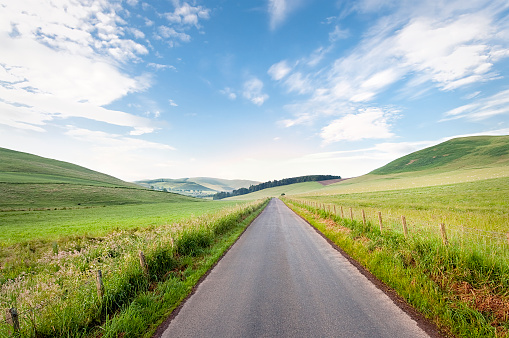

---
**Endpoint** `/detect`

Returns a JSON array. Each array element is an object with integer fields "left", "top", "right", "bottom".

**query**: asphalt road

[{"left": 158, "top": 198, "right": 431, "bottom": 338}]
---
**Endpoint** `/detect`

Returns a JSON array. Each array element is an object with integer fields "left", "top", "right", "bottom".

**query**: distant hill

[
  {"left": 134, "top": 177, "right": 259, "bottom": 197},
  {"left": 213, "top": 175, "right": 341, "bottom": 200},
  {"left": 371, "top": 135, "right": 509, "bottom": 175},
  {"left": 225, "top": 135, "right": 509, "bottom": 200},
  {"left": 0, "top": 147, "right": 196, "bottom": 210}
]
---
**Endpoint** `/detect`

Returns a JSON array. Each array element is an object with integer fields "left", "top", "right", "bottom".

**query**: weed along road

[{"left": 157, "top": 198, "right": 434, "bottom": 338}]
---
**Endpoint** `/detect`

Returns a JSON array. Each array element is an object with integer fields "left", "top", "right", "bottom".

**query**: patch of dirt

[
  {"left": 406, "top": 159, "right": 418, "bottom": 165},
  {"left": 450, "top": 281, "right": 509, "bottom": 330}
]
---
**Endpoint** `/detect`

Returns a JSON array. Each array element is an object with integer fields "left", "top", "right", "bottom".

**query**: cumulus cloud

[
  {"left": 320, "top": 108, "right": 398, "bottom": 144},
  {"left": 0, "top": 0, "right": 155, "bottom": 134},
  {"left": 268, "top": 60, "right": 292, "bottom": 81},
  {"left": 220, "top": 87, "right": 237, "bottom": 100},
  {"left": 164, "top": 1, "right": 210, "bottom": 28},
  {"left": 277, "top": 1, "right": 509, "bottom": 133},
  {"left": 243, "top": 78, "right": 269, "bottom": 106}
]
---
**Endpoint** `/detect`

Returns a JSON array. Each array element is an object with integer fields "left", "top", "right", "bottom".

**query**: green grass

[
  {"left": 301, "top": 177, "right": 509, "bottom": 233},
  {"left": 371, "top": 135, "right": 509, "bottom": 175},
  {"left": 0, "top": 147, "right": 199, "bottom": 211},
  {"left": 284, "top": 199, "right": 509, "bottom": 337},
  {"left": 0, "top": 199, "right": 269, "bottom": 337},
  {"left": 0, "top": 183, "right": 198, "bottom": 210},
  {"left": 0, "top": 147, "right": 135, "bottom": 187},
  {"left": 226, "top": 181, "right": 325, "bottom": 200},
  {"left": 0, "top": 201, "right": 244, "bottom": 246}
]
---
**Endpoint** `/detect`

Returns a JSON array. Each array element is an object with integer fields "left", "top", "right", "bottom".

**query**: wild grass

[
  {"left": 300, "top": 177, "right": 509, "bottom": 233},
  {"left": 284, "top": 198, "right": 509, "bottom": 337},
  {"left": 0, "top": 199, "right": 268, "bottom": 337},
  {"left": 0, "top": 201, "right": 242, "bottom": 245}
]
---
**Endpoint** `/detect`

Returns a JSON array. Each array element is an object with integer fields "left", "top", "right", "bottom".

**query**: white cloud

[
  {"left": 268, "top": 60, "right": 292, "bottom": 81},
  {"left": 442, "top": 89, "right": 509, "bottom": 121},
  {"left": 158, "top": 26, "right": 191, "bottom": 43},
  {"left": 169, "top": 99, "right": 178, "bottom": 107},
  {"left": 220, "top": 87, "right": 237, "bottom": 100},
  {"left": 164, "top": 2, "right": 210, "bottom": 28},
  {"left": 329, "top": 25, "right": 349, "bottom": 42},
  {"left": 320, "top": 108, "right": 397, "bottom": 144},
  {"left": 276, "top": 1, "right": 509, "bottom": 132},
  {"left": 243, "top": 78, "right": 269, "bottom": 106},
  {"left": 65, "top": 126, "right": 175, "bottom": 151},
  {"left": 268, "top": 0, "right": 304, "bottom": 30},
  {"left": 0, "top": 0, "right": 156, "bottom": 135},
  {"left": 147, "top": 63, "right": 176, "bottom": 71}
]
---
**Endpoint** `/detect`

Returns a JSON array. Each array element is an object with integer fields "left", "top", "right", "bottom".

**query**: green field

[
  {"left": 0, "top": 147, "right": 198, "bottom": 210},
  {"left": 0, "top": 201, "right": 244, "bottom": 246}
]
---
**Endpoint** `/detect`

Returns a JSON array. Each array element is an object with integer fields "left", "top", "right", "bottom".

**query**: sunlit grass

[{"left": 0, "top": 199, "right": 268, "bottom": 337}]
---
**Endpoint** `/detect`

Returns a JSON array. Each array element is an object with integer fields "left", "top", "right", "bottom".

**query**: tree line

[{"left": 212, "top": 175, "right": 341, "bottom": 200}]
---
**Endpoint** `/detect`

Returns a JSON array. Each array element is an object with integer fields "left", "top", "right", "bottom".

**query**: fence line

[{"left": 285, "top": 198, "right": 509, "bottom": 249}]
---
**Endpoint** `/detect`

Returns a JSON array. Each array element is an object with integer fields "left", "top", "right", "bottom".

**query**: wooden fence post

[
  {"left": 401, "top": 216, "right": 408, "bottom": 238},
  {"left": 362, "top": 210, "right": 366, "bottom": 226},
  {"left": 333, "top": 205, "right": 337, "bottom": 215},
  {"left": 378, "top": 212, "right": 383, "bottom": 233},
  {"left": 96, "top": 270, "right": 104, "bottom": 300},
  {"left": 440, "top": 223, "right": 449, "bottom": 246},
  {"left": 340, "top": 206, "right": 344, "bottom": 218},
  {"left": 139, "top": 251, "right": 149, "bottom": 275},
  {"left": 349, "top": 207, "right": 353, "bottom": 221},
  {"left": 5, "top": 308, "right": 20, "bottom": 334}
]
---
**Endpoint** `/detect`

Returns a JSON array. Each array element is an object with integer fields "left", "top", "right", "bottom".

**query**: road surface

[{"left": 157, "top": 198, "right": 433, "bottom": 338}]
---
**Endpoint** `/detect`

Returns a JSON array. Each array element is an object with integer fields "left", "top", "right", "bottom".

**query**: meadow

[
  {"left": 0, "top": 199, "right": 269, "bottom": 337},
  {"left": 0, "top": 200, "right": 243, "bottom": 245},
  {"left": 283, "top": 175, "right": 509, "bottom": 337}
]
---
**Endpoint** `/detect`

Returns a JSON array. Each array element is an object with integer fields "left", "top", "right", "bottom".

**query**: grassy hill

[
  {"left": 0, "top": 147, "right": 196, "bottom": 210},
  {"left": 371, "top": 135, "right": 509, "bottom": 175},
  {"left": 135, "top": 177, "right": 259, "bottom": 197},
  {"left": 228, "top": 135, "right": 509, "bottom": 200}
]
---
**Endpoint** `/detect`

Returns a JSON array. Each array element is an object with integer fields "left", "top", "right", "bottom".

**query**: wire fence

[
  {"left": 1, "top": 200, "right": 266, "bottom": 337},
  {"left": 285, "top": 198, "right": 509, "bottom": 255}
]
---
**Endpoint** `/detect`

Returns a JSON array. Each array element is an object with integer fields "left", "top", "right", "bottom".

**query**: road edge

[
  {"left": 151, "top": 199, "right": 270, "bottom": 338},
  {"left": 281, "top": 199, "right": 449, "bottom": 338}
]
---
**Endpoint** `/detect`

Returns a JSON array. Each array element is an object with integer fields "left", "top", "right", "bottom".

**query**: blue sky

[{"left": 1, "top": 0, "right": 509, "bottom": 182}]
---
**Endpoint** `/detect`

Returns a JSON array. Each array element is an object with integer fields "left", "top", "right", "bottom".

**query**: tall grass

[
  {"left": 284, "top": 198, "right": 509, "bottom": 337},
  {"left": 0, "top": 199, "right": 268, "bottom": 337}
]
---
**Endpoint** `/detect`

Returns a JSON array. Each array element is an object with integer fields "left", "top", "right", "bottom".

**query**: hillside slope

[
  {"left": 371, "top": 135, "right": 509, "bottom": 175},
  {"left": 0, "top": 148, "right": 196, "bottom": 210},
  {"left": 134, "top": 177, "right": 260, "bottom": 197},
  {"left": 228, "top": 135, "right": 509, "bottom": 199}
]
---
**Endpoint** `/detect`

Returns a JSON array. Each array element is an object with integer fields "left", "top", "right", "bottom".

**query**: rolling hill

[
  {"left": 0, "top": 147, "right": 196, "bottom": 210},
  {"left": 226, "top": 135, "right": 509, "bottom": 199},
  {"left": 371, "top": 135, "right": 509, "bottom": 175},
  {"left": 134, "top": 177, "right": 259, "bottom": 197}
]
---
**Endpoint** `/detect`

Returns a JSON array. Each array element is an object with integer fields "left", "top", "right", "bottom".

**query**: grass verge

[
  {"left": 0, "top": 199, "right": 269, "bottom": 337},
  {"left": 283, "top": 198, "right": 509, "bottom": 338}
]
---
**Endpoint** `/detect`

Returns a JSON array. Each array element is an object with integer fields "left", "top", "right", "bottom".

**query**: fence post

[
  {"left": 349, "top": 207, "right": 353, "bottom": 221},
  {"left": 96, "top": 270, "right": 104, "bottom": 300},
  {"left": 401, "top": 216, "right": 408, "bottom": 238},
  {"left": 334, "top": 205, "right": 337, "bottom": 215},
  {"left": 440, "top": 223, "right": 449, "bottom": 246},
  {"left": 5, "top": 308, "right": 20, "bottom": 334},
  {"left": 362, "top": 209, "right": 366, "bottom": 226},
  {"left": 340, "top": 206, "right": 344, "bottom": 218},
  {"left": 139, "top": 251, "right": 149, "bottom": 275},
  {"left": 378, "top": 212, "right": 383, "bottom": 233}
]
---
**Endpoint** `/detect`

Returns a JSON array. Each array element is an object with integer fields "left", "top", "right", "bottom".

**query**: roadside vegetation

[
  {"left": 283, "top": 183, "right": 509, "bottom": 337},
  {"left": 0, "top": 199, "right": 269, "bottom": 337}
]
